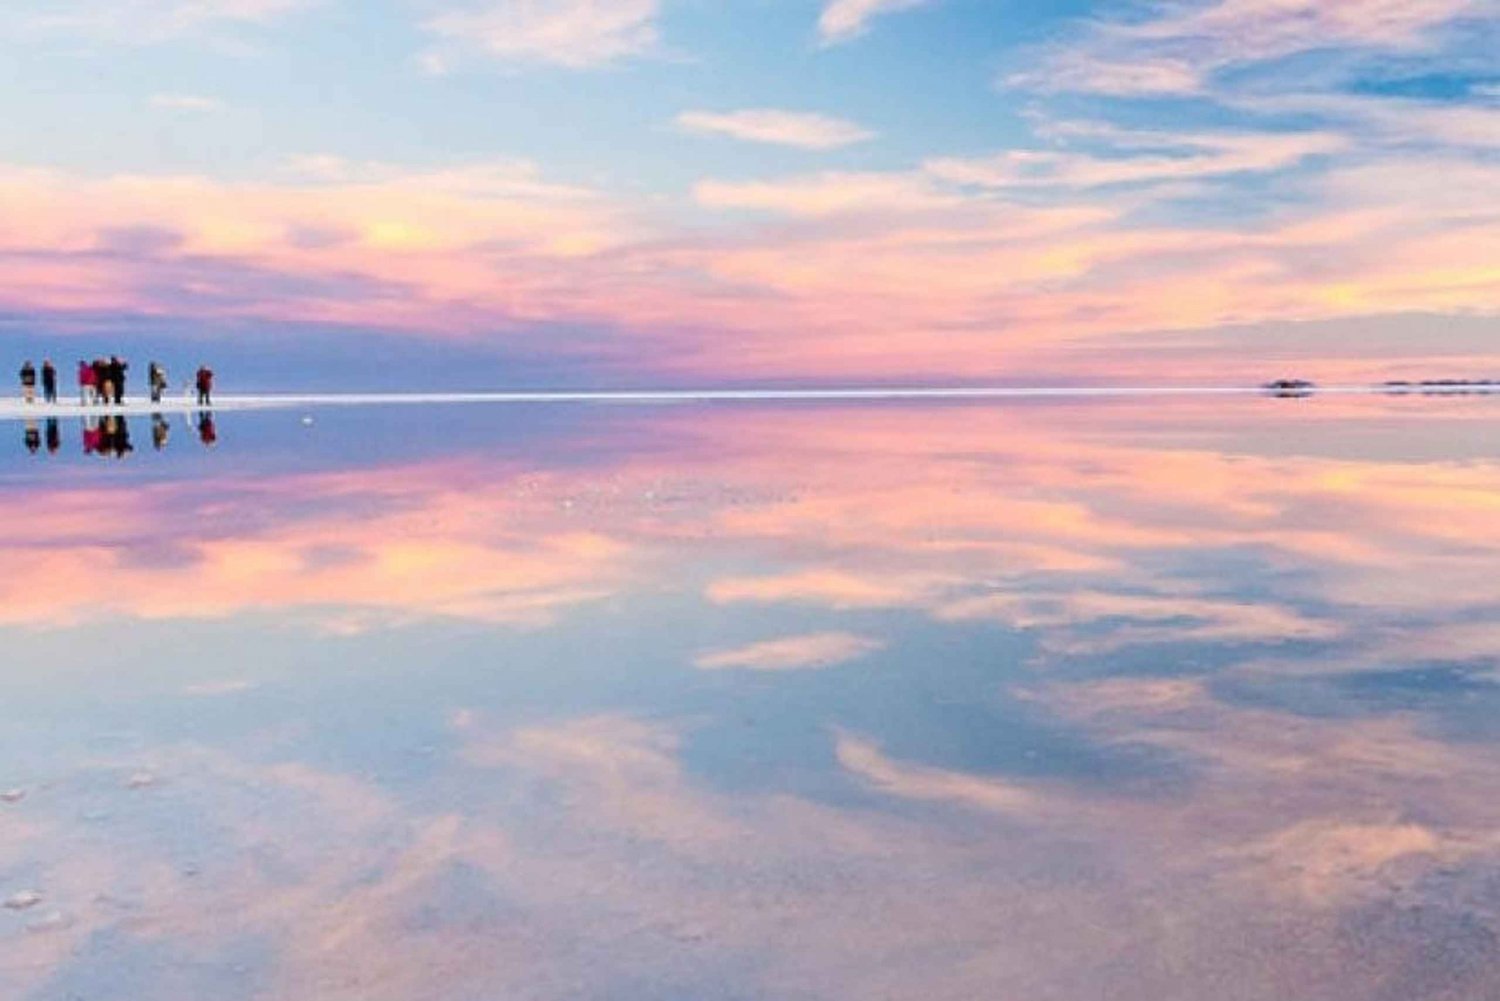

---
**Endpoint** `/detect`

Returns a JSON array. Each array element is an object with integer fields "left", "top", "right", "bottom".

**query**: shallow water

[{"left": 2, "top": 395, "right": 1498, "bottom": 1000}]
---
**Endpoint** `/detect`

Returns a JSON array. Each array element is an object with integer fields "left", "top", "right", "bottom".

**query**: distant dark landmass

[
  {"left": 1262, "top": 379, "right": 1500, "bottom": 397},
  {"left": 1263, "top": 379, "right": 1316, "bottom": 397},
  {"left": 1381, "top": 379, "right": 1500, "bottom": 395}
]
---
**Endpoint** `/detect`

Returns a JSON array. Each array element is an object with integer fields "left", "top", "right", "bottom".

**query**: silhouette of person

[
  {"left": 19, "top": 361, "right": 36, "bottom": 404},
  {"left": 45, "top": 418, "right": 59, "bottom": 454},
  {"left": 152, "top": 412, "right": 170, "bottom": 451},
  {"left": 78, "top": 359, "right": 96, "bottom": 405},
  {"left": 195, "top": 365, "right": 214, "bottom": 407},
  {"left": 197, "top": 411, "right": 217, "bottom": 447},
  {"left": 93, "top": 359, "right": 111, "bottom": 406},
  {"left": 40, "top": 360, "right": 57, "bottom": 404},
  {"left": 24, "top": 421, "right": 40, "bottom": 454},
  {"left": 148, "top": 362, "right": 168, "bottom": 404},
  {"left": 109, "top": 356, "right": 128, "bottom": 406}
]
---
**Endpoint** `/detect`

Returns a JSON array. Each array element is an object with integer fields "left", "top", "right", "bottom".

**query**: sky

[{"left": 0, "top": 0, "right": 1497, "bottom": 388}]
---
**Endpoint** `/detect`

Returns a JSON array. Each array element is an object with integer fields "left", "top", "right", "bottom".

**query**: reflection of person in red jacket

[
  {"left": 198, "top": 412, "right": 217, "bottom": 447},
  {"left": 81, "top": 420, "right": 104, "bottom": 455},
  {"left": 195, "top": 366, "right": 214, "bottom": 406}
]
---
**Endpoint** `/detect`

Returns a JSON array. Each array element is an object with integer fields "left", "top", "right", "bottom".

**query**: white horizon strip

[{"left": 0, "top": 384, "right": 1479, "bottom": 421}]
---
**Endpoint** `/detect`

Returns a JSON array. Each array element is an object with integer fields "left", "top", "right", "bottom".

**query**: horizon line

[{"left": 1, "top": 383, "right": 1497, "bottom": 421}]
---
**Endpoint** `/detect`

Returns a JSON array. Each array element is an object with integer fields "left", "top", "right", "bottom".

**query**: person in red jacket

[
  {"left": 78, "top": 360, "right": 96, "bottom": 405},
  {"left": 195, "top": 365, "right": 214, "bottom": 406}
]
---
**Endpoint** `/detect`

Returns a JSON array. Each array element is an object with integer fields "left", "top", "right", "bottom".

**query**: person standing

[
  {"left": 79, "top": 360, "right": 96, "bottom": 405},
  {"left": 94, "top": 359, "right": 111, "bottom": 406},
  {"left": 148, "top": 362, "right": 167, "bottom": 404},
  {"left": 40, "top": 360, "right": 57, "bottom": 404},
  {"left": 19, "top": 361, "right": 36, "bottom": 404},
  {"left": 195, "top": 365, "right": 214, "bottom": 407},
  {"left": 110, "top": 356, "right": 128, "bottom": 405}
]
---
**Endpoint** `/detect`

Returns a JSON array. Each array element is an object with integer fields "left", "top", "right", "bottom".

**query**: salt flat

[{"left": 0, "top": 383, "right": 1417, "bottom": 422}]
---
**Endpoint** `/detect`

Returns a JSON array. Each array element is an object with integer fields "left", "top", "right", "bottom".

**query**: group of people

[{"left": 19, "top": 358, "right": 214, "bottom": 407}]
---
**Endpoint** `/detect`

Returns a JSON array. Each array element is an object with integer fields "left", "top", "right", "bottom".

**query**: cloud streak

[
  {"left": 819, "top": 0, "right": 936, "bottom": 45},
  {"left": 421, "top": 0, "right": 661, "bottom": 70},
  {"left": 676, "top": 109, "right": 875, "bottom": 150}
]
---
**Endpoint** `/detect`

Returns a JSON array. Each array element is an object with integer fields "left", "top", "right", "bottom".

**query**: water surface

[{"left": 2, "top": 395, "right": 1498, "bottom": 1000}]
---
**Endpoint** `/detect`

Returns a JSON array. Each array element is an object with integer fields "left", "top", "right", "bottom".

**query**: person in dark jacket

[
  {"left": 109, "top": 356, "right": 128, "bottom": 405},
  {"left": 19, "top": 361, "right": 36, "bottom": 404},
  {"left": 93, "top": 359, "right": 111, "bottom": 405},
  {"left": 195, "top": 365, "right": 214, "bottom": 407},
  {"left": 40, "top": 360, "right": 57, "bottom": 404}
]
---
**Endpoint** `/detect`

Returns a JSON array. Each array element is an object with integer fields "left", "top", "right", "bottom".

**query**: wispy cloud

[
  {"left": 818, "top": 0, "right": 935, "bottom": 45},
  {"left": 694, "top": 171, "right": 956, "bottom": 216},
  {"left": 2, "top": 0, "right": 315, "bottom": 43},
  {"left": 676, "top": 109, "right": 875, "bottom": 150},
  {"left": 421, "top": 0, "right": 661, "bottom": 70},
  {"left": 926, "top": 130, "right": 1345, "bottom": 190},
  {"left": 694, "top": 632, "right": 884, "bottom": 671},
  {"left": 1009, "top": 0, "right": 1482, "bottom": 96}
]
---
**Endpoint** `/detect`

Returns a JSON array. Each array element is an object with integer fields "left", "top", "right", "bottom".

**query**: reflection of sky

[{"left": 3, "top": 398, "right": 1500, "bottom": 999}]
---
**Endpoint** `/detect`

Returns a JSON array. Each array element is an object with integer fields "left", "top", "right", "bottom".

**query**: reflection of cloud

[
  {"left": 708, "top": 568, "right": 947, "bottom": 609},
  {"left": 0, "top": 462, "right": 632, "bottom": 631},
  {"left": 837, "top": 733, "right": 1046, "bottom": 816},
  {"left": 694, "top": 632, "right": 884, "bottom": 671}
]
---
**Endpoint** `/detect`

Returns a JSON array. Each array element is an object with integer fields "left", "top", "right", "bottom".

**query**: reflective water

[{"left": 2, "top": 396, "right": 1498, "bottom": 1000}]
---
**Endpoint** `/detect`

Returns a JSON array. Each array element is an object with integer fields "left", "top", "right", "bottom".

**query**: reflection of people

[
  {"left": 149, "top": 362, "right": 167, "bottom": 404},
  {"left": 40, "top": 360, "right": 57, "bottom": 404},
  {"left": 79, "top": 360, "right": 96, "bottom": 405},
  {"left": 197, "top": 411, "right": 217, "bottom": 447},
  {"left": 19, "top": 360, "right": 36, "bottom": 404},
  {"left": 97, "top": 415, "right": 133, "bottom": 458},
  {"left": 195, "top": 365, "right": 214, "bottom": 406},
  {"left": 45, "top": 418, "right": 60, "bottom": 454},
  {"left": 152, "top": 412, "right": 170, "bottom": 451},
  {"left": 24, "top": 421, "right": 40, "bottom": 454},
  {"left": 81, "top": 418, "right": 103, "bottom": 455},
  {"left": 111, "top": 415, "right": 133, "bottom": 458}
]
